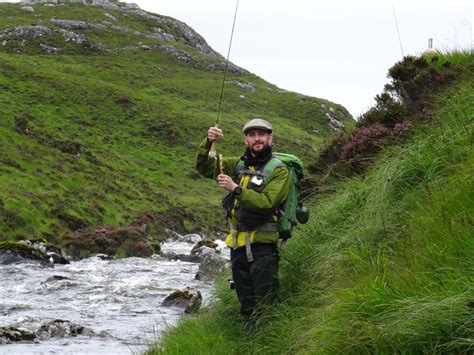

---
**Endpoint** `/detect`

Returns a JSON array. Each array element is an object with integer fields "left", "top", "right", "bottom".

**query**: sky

[
  {"left": 126, "top": 0, "right": 473, "bottom": 118},
  {"left": 4, "top": 0, "right": 474, "bottom": 117}
]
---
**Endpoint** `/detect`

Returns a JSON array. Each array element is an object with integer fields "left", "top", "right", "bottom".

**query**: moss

[{"left": 0, "top": 240, "right": 48, "bottom": 261}]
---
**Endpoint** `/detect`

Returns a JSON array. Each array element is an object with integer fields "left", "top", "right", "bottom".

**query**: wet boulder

[
  {"left": 0, "top": 241, "right": 51, "bottom": 266},
  {"left": 190, "top": 239, "right": 218, "bottom": 255},
  {"left": 0, "top": 326, "right": 37, "bottom": 344},
  {"left": 20, "top": 240, "right": 70, "bottom": 265},
  {"left": 195, "top": 254, "right": 228, "bottom": 281},
  {"left": 161, "top": 290, "right": 202, "bottom": 314},
  {"left": 165, "top": 252, "right": 203, "bottom": 263},
  {"left": 164, "top": 229, "right": 201, "bottom": 244},
  {"left": 36, "top": 319, "right": 108, "bottom": 340}
]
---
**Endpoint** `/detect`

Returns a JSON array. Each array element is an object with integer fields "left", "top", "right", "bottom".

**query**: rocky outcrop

[
  {"left": 0, "top": 24, "right": 101, "bottom": 52},
  {"left": 321, "top": 103, "right": 345, "bottom": 131},
  {"left": 50, "top": 18, "right": 104, "bottom": 30},
  {"left": 0, "top": 25, "right": 52, "bottom": 39},
  {"left": 236, "top": 81, "right": 257, "bottom": 92},
  {"left": 159, "top": 45, "right": 194, "bottom": 63},
  {"left": 20, "top": 0, "right": 118, "bottom": 4}
]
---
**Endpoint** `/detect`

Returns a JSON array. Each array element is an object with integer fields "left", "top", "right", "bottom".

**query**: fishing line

[
  {"left": 392, "top": 2, "right": 405, "bottom": 57},
  {"left": 215, "top": 0, "right": 240, "bottom": 127}
]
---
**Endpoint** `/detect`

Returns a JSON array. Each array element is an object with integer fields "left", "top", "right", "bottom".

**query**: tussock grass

[{"left": 148, "top": 53, "right": 474, "bottom": 354}]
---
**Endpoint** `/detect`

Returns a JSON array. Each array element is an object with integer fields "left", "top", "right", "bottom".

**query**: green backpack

[{"left": 236, "top": 153, "right": 309, "bottom": 240}]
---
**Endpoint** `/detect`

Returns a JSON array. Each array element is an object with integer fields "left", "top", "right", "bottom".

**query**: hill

[
  {"left": 149, "top": 52, "right": 473, "bottom": 353},
  {"left": 0, "top": 2, "right": 353, "bottom": 257}
]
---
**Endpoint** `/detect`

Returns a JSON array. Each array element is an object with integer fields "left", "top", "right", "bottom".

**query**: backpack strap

[
  {"left": 262, "top": 156, "right": 287, "bottom": 178},
  {"left": 235, "top": 156, "right": 286, "bottom": 178}
]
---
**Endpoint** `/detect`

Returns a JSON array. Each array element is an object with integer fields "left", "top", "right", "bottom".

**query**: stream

[{"left": 0, "top": 239, "right": 228, "bottom": 354}]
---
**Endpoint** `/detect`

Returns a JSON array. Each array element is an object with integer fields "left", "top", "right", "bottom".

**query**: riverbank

[{"left": 147, "top": 52, "right": 474, "bottom": 353}]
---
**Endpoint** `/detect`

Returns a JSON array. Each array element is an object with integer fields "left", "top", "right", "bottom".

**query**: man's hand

[
  {"left": 208, "top": 126, "right": 223, "bottom": 142},
  {"left": 217, "top": 174, "right": 238, "bottom": 192}
]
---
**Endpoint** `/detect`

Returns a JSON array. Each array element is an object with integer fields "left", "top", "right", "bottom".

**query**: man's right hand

[{"left": 208, "top": 126, "right": 223, "bottom": 142}]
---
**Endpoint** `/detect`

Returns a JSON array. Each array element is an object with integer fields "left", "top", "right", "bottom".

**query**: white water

[{"left": 0, "top": 240, "right": 226, "bottom": 354}]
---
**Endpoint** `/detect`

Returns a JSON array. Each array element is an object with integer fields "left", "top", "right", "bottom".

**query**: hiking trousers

[{"left": 230, "top": 243, "right": 279, "bottom": 319}]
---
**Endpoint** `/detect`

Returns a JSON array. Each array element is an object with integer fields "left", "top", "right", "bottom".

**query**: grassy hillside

[
  {"left": 0, "top": 2, "right": 352, "bottom": 255},
  {"left": 149, "top": 52, "right": 473, "bottom": 353}
]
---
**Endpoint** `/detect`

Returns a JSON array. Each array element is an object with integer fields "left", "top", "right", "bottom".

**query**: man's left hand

[{"left": 217, "top": 174, "right": 238, "bottom": 192}]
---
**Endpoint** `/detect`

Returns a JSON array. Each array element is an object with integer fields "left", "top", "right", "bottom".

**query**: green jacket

[{"left": 196, "top": 138, "right": 290, "bottom": 248}]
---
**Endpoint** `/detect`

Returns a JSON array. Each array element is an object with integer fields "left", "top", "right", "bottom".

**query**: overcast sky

[
  {"left": 127, "top": 0, "right": 473, "bottom": 117},
  {"left": 5, "top": 0, "right": 473, "bottom": 117}
]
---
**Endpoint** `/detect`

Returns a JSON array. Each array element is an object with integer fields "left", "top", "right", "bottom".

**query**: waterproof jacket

[{"left": 196, "top": 138, "right": 290, "bottom": 248}]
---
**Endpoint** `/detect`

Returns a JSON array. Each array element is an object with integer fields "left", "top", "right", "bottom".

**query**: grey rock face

[
  {"left": 59, "top": 28, "right": 86, "bottom": 44},
  {"left": 0, "top": 25, "right": 52, "bottom": 39},
  {"left": 103, "top": 13, "right": 117, "bottom": 21},
  {"left": 321, "top": 104, "right": 345, "bottom": 131},
  {"left": 159, "top": 45, "right": 194, "bottom": 63},
  {"left": 148, "top": 27, "right": 175, "bottom": 42},
  {"left": 166, "top": 18, "right": 220, "bottom": 57},
  {"left": 50, "top": 19, "right": 94, "bottom": 30},
  {"left": 40, "top": 43, "right": 60, "bottom": 54},
  {"left": 236, "top": 81, "right": 256, "bottom": 92}
]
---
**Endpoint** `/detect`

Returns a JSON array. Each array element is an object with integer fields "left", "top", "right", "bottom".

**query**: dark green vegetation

[
  {"left": 0, "top": 2, "right": 352, "bottom": 256},
  {"left": 149, "top": 52, "right": 473, "bottom": 353}
]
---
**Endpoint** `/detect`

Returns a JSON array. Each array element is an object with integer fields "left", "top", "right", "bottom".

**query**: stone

[
  {"left": 0, "top": 25, "right": 52, "bottom": 39},
  {"left": 161, "top": 290, "right": 202, "bottom": 314},
  {"left": 166, "top": 253, "right": 203, "bottom": 263},
  {"left": 45, "top": 275, "right": 71, "bottom": 282},
  {"left": 19, "top": 240, "right": 71, "bottom": 264},
  {"left": 159, "top": 45, "right": 194, "bottom": 63},
  {"left": 236, "top": 81, "right": 256, "bottom": 92},
  {"left": 21, "top": 6, "right": 35, "bottom": 12},
  {"left": 36, "top": 319, "right": 101, "bottom": 340},
  {"left": 190, "top": 239, "right": 218, "bottom": 255},
  {"left": 0, "top": 241, "right": 51, "bottom": 266},
  {"left": 40, "top": 43, "right": 60, "bottom": 54},
  {"left": 103, "top": 13, "right": 117, "bottom": 21},
  {"left": 0, "top": 326, "right": 37, "bottom": 345},
  {"left": 195, "top": 254, "right": 228, "bottom": 281},
  {"left": 50, "top": 19, "right": 93, "bottom": 30}
]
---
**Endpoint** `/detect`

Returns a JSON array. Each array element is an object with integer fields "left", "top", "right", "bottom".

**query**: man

[{"left": 196, "top": 118, "right": 290, "bottom": 329}]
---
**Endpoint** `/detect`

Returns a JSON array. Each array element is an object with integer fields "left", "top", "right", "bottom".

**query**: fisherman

[{"left": 196, "top": 118, "right": 290, "bottom": 331}]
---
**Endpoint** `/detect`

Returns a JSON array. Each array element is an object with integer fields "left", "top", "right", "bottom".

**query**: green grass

[
  {"left": 148, "top": 53, "right": 474, "bottom": 353},
  {"left": 0, "top": 2, "right": 352, "bottom": 243}
]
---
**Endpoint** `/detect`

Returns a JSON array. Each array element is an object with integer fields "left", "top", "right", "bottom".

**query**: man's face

[{"left": 244, "top": 129, "right": 273, "bottom": 154}]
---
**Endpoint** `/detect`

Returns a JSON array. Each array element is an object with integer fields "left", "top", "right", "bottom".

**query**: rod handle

[{"left": 208, "top": 124, "right": 218, "bottom": 159}]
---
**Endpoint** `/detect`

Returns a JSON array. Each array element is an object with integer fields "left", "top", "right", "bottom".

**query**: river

[{"left": 0, "top": 239, "right": 227, "bottom": 354}]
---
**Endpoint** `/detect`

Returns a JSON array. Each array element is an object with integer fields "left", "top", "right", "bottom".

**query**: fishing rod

[
  {"left": 392, "top": 2, "right": 404, "bottom": 57},
  {"left": 209, "top": 0, "right": 240, "bottom": 161}
]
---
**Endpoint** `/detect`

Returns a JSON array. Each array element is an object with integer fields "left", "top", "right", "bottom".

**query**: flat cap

[{"left": 242, "top": 118, "right": 273, "bottom": 134}]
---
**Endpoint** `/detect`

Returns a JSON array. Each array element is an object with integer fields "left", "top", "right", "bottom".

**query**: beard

[{"left": 250, "top": 141, "right": 268, "bottom": 154}]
